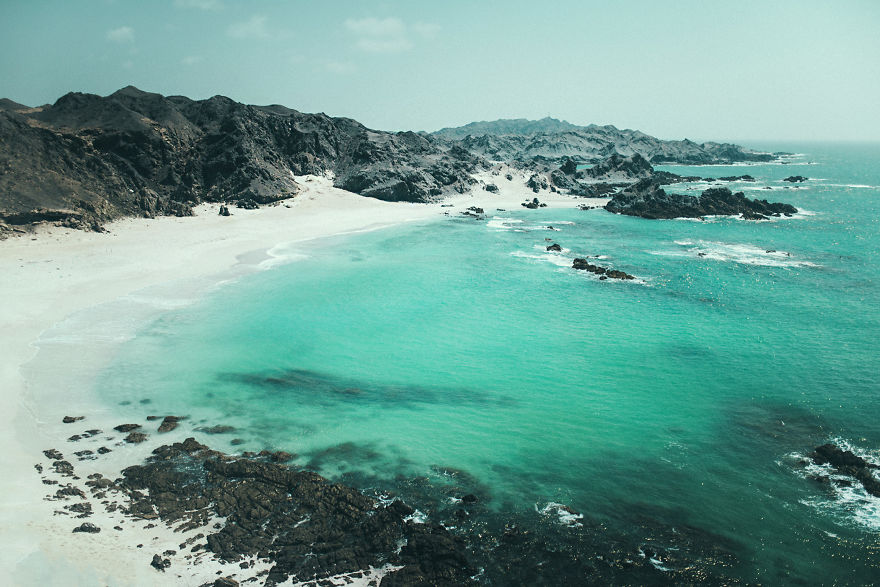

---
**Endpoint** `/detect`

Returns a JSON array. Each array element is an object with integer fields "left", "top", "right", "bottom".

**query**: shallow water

[{"left": 95, "top": 143, "right": 880, "bottom": 583}]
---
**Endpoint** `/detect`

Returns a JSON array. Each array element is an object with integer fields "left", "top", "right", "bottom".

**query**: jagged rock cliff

[{"left": 0, "top": 86, "right": 483, "bottom": 230}]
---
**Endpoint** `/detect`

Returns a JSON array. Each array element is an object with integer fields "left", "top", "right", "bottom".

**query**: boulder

[
  {"left": 526, "top": 174, "right": 548, "bottom": 193},
  {"left": 113, "top": 423, "right": 142, "bottom": 433},
  {"left": 72, "top": 523, "right": 101, "bottom": 534}
]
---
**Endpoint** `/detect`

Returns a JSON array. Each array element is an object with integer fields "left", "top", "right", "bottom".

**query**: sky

[{"left": 1, "top": 0, "right": 878, "bottom": 142}]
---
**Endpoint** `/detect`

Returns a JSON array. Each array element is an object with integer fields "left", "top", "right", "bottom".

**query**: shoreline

[{"left": 0, "top": 173, "right": 606, "bottom": 584}]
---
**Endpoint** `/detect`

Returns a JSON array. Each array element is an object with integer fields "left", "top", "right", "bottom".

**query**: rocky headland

[
  {"left": 432, "top": 117, "right": 786, "bottom": 165},
  {"left": 604, "top": 179, "right": 798, "bottom": 220}
]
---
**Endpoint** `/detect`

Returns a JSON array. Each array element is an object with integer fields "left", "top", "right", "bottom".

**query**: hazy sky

[{"left": 2, "top": 0, "right": 878, "bottom": 142}]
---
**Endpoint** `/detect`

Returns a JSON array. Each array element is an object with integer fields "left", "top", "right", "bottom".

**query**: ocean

[{"left": 91, "top": 143, "right": 880, "bottom": 583}]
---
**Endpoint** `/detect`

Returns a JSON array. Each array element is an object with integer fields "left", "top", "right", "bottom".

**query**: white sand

[{"left": 0, "top": 173, "right": 606, "bottom": 585}]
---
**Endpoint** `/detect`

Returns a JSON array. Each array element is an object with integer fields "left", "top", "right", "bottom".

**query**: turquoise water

[{"left": 98, "top": 143, "right": 880, "bottom": 583}]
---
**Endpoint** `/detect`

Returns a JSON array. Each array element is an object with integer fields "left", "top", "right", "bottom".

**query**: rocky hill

[
  {"left": 0, "top": 87, "right": 483, "bottom": 231},
  {"left": 433, "top": 117, "right": 779, "bottom": 165}
]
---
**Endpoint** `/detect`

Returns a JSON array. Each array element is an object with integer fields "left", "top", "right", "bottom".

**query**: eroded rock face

[
  {"left": 584, "top": 153, "right": 653, "bottom": 181},
  {"left": 605, "top": 180, "right": 797, "bottom": 220},
  {"left": 0, "top": 87, "right": 486, "bottom": 230}
]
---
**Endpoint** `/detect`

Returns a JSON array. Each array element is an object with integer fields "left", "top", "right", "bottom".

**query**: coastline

[{"left": 0, "top": 172, "right": 606, "bottom": 585}]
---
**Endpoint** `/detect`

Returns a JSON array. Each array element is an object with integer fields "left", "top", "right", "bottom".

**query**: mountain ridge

[
  {"left": 0, "top": 86, "right": 483, "bottom": 231},
  {"left": 432, "top": 118, "right": 777, "bottom": 165}
]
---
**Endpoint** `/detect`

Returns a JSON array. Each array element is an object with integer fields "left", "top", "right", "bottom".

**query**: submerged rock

[
  {"left": 125, "top": 431, "right": 148, "bottom": 444},
  {"left": 197, "top": 425, "right": 236, "bottom": 435},
  {"left": 157, "top": 415, "right": 183, "bottom": 433}
]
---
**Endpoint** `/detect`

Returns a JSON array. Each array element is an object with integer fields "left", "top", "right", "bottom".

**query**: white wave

[
  {"left": 403, "top": 509, "right": 428, "bottom": 524},
  {"left": 788, "top": 439, "right": 880, "bottom": 532},
  {"left": 653, "top": 240, "right": 819, "bottom": 268},
  {"left": 510, "top": 250, "right": 573, "bottom": 268},
  {"left": 536, "top": 502, "right": 583, "bottom": 527},
  {"left": 826, "top": 184, "right": 878, "bottom": 189},
  {"left": 486, "top": 217, "right": 523, "bottom": 230}
]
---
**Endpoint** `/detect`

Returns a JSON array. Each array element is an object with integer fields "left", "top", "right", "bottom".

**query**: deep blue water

[{"left": 97, "top": 143, "right": 880, "bottom": 583}]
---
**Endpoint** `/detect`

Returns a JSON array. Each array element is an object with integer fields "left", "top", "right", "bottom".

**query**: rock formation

[
  {"left": 0, "top": 86, "right": 484, "bottom": 231},
  {"left": 433, "top": 117, "right": 782, "bottom": 165},
  {"left": 605, "top": 180, "right": 798, "bottom": 220}
]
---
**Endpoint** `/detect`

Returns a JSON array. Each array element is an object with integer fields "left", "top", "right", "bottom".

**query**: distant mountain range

[
  {"left": 0, "top": 89, "right": 779, "bottom": 231},
  {"left": 432, "top": 117, "right": 778, "bottom": 165}
]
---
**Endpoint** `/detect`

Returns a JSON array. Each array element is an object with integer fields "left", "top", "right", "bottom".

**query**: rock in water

[
  {"left": 113, "top": 423, "right": 141, "bottom": 433},
  {"left": 572, "top": 258, "right": 635, "bottom": 280},
  {"left": 605, "top": 180, "right": 797, "bottom": 219}
]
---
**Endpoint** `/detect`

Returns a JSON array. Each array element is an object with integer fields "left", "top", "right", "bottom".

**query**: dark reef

[{"left": 605, "top": 179, "right": 798, "bottom": 220}]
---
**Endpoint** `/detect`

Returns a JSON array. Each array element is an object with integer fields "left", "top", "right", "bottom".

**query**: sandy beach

[{"left": 0, "top": 172, "right": 605, "bottom": 585}]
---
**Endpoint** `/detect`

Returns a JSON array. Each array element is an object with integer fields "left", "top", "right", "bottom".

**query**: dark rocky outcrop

[
  {"left": 809, "top": 443, "right": 880, "bottom": 498},
  {"left": 0, "top": 87, "right": 485, "bottom": 231},
  {"left": 584, "top": 152, "right": 653, "bottom": 180},
  {"left": 113, "top": 423, "right": 141, "bottom": 433},
  {"left": 546, "top": 243, "right": 562, "bottom": 252},
  {"left": 526, "top": 173, "right": 548, "bottom": 193},
  {"left": 125, "top": 431, "right": 148, "bottom": 444},
  {"left": 559, "top": 157, "right": 578, "bottom": 176},
  {"left": 117, "top": 438, "right": 473, "bottom": 585},
  {"left": 784, "top": 175, "right": 808, "bottom": 183},
  {"left": 549, "top": 168, "right": 580, "bottom": 191},
  {"left": 572, "top": 258, "right": 635, "bottom": 280},
  {"left": 605, "top": 180, "right": 798, "bottom": 220},
  {"left": 72, "top": 522, "right": 101, "bottom": 534},
  {"left": 157, "top": 416, "right": 183, "bottom": 433}
]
